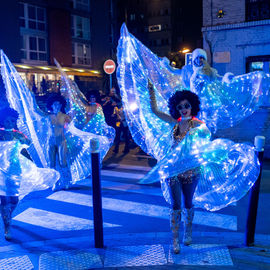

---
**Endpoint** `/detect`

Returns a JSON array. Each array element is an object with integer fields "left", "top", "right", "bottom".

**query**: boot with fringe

[
  {"left": 169, "top": 209, "right": 181, "bottom": 254},
  {"left": 182, "top": 207, "right": 194, "bottom": 246}
]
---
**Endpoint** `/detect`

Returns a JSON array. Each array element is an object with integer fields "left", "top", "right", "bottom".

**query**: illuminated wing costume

[
  {"left": 0, "top": 141, "right": 59, "bottom": 199},
  {"left": 117, "top": 24, "right": 260, "bottom": 211},
  {"left": 0, "top": 50, "right": 109, "bottom": 184},
  {"left": 189, "top": 68, "right": 270, "bottom": 132},
  {"left": 55, "top": 59, "right": 115, "bottom": 148},
  {"left": 118, "top": 24, "right": 270, "bottom": 132},
  {"left": 116, "top": 24, "right": 176, "bottom": 160}
]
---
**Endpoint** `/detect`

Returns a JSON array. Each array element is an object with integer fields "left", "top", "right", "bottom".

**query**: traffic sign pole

[
  {"left": 110, "top": 74, "right": 112, "bottom": 89},
  {"left": 103, "top": 59, "right": 116, "bottom": 90}
]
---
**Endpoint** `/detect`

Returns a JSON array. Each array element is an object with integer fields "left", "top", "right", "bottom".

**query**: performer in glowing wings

[
  {"left": 117, "top": 23, "right": 270, "bottom": 132},
  {"left": 54, "top": 59, "right": 115, "bottom": 145},
  {"left": 0, "top": 107, "right": 59, "bottom": 240},
  {"left": 117, "top": 24, "right": 261, "bottom": 254},
  {"left": 0, "top": 50, "right": 111, "bottom": 191}
]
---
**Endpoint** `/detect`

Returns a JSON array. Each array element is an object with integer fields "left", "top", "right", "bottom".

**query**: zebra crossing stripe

[
  {"left": 13, "top": 207, "right": 121, "bottom": 231},
  {"left": 93, "top": 180, "right": 162, "bottom": 196},
  {"left": 105, "top": 164, "right": 152, "bottom": 172},
  {"left": 47, "top": 191, "right": 237, "bottom": 231},
  {"left": 101, "top": 169, "right": 145, "bottom": 179}
]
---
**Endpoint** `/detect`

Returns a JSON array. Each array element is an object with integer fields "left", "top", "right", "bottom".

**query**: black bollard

[
  {"left": 91, "top": 138, "right": 104, "bottom": 248},
  {"left": 245, "top": 136, "right": 265, "bottom": 246}
]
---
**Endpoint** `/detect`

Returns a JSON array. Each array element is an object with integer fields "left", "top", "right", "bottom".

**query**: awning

[{"left": 13, "top": 63, "right": 101, "bottom": 77}]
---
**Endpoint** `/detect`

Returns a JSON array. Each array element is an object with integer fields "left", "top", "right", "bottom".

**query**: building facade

[
  {"left": 202, "top": 0, "right": 270, "bottom": 75},
  {"left": 114, "top": 0, "right": 203, "bottom": 68},
  {"left": 202, "top": 0, "right": 270, "bottom": 156},
  {"left": 0, "top": 0, "right": 113, "bottom": 95}
]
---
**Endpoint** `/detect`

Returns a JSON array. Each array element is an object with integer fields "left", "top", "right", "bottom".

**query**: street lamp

[{"left": 179, "top": 48, "right": 190, "bottom": 54}]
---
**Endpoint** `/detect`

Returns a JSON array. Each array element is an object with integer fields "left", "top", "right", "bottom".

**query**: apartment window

[
  {"left": 72, "top": 15, "right": 90, "bottom": 40},
  {"left": 246, "top": 0, "right": 270, "bottom": 21},
  {"left": 19, "top": 2, "right": 46, "bottom": 31},
  {"left": 72, "top": 43, "right": 91, "bottom": 65},
  {"left": 21, "top": 35, "right": 47, "bottom": 61},
  {"left": 72, "top": 0, "right": 90, "bottom": 11},
  {"left": 148, "top": 24, "right": 161, "bottom": 32},
  {"left": 130, "top": 14, "right": 136, "bottom": 20},
  {"left": 246, "top": 55, "right": 270, "bottom": 73}
]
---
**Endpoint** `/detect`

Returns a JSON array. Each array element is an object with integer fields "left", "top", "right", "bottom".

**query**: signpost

[
  {"left": 185, "top": 53, "right": 192, "bottom": 66},
  {"left": 103, "top": 59, "right": 116, "bottom": 89}
]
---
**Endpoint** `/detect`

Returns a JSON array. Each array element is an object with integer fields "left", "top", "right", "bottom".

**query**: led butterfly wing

[
  {"left": 82, "top": 105, "right": 115, "bottom": 145},
  {"left": 64, "top": 121, "right": 110, "bottom": 183},
  {"left": 55, "top": 59, "right": 115, "bottom": 149},
  {"left": 55, "top": 59, "right": 87, "bottom": 128},
  {"left": 119, "top": 24, "right": 184, "bottom": 99},
  {"left": 118, "top": 25, "right": 270, "bottom": 133},
  {"left": 192, "top": 71, "right": 270, "bottom": 131},
  {"left": 141, "top": 124, "right": 260, "bottom": 211},
  {"left": 0, "top": 141, "right": 59, "bottom": 198},
  {"left": 117, "top": 24, "right": 174, "bottom": 160},
  {"left": 0, "top": 50, "right": 51, "bottom": 168}
]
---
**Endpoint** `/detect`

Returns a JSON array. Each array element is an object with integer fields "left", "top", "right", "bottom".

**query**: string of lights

[{"left": 116, "top": 24, "right": 261, "bottom": 211}]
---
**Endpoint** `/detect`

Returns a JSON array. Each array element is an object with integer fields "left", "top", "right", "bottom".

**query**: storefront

[{"left": 14, "top": 63, "right": 101, "bottom": 95}]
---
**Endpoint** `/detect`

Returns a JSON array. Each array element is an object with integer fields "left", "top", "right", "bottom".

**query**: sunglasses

[
  {"left": 176, "top": 103, "right": 191, "bottom": 111},
  {"left": 193, "top": 56, "right": 205, "bottom": 67}
]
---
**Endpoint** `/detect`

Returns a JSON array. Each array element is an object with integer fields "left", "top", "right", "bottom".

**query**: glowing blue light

[{"left": 116, "top": 24, "right": 262, "bottom": 211}]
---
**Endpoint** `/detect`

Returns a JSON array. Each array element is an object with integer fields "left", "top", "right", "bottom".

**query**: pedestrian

[
  {"left": 98, "top": 89, "right": 106, "bottom": 104},
  {"left": 108, "top": 87, "right": 121, "bottom": 104},
  {"left": 102, "top": 93, "right": 117, "bottom": 128},
  {"left": 112, "top": 102, "right": 130, "bottom": 153},
  {"left": 41, "top": 77, "right": 48, "bottom": 94},
  {"left": 0, "top": 107, "right": 59, "bottom": 240}
]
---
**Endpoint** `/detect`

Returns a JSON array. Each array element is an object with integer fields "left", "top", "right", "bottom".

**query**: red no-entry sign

[{"left": 103, "top": 59, "right": 116, "bottom": 74}]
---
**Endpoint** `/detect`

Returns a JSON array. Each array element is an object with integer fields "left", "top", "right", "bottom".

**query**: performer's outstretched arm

[{"left": 148, "top": 80, "right": 176, "bottom": 124}]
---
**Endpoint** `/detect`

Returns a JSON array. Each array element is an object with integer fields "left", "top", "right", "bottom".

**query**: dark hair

[
  {"left": 0, "top": 107, "right": 19, "bottom": 127},
  {"left": 86, "top": 90, "right": 97, "bottom": 100},
  {"left": 46, "top": 94, "right": 67, "bottom": 113},
  {"left": 168, "top": 90, "right": 200, "bottom": 119}
]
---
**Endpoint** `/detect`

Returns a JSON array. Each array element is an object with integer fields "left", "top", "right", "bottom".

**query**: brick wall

[
  {"left": 202, "top": 0, "right": 270, "bottom": 158},
  {"left": 214, "top": 108, "right": 270, "bottom": 158},
  {"left": 202, "top": 21, "right": 270, "bottom": 75},
  {"left": 48, "top": 9, "right": 72, "bottom": 66},
  {"left": 203, "top": 0, "right": 245, "bottom": 27}
]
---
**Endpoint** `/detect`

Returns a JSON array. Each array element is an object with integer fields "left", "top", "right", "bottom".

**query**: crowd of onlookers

[{"left": 93, "top": 87, "right": 131, "bottom": 154}]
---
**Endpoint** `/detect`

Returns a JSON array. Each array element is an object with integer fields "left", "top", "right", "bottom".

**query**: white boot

[
  {"left": 169, "top": 209, "right": 181, "bottom": 254},
  {"left": 52, "top": 167, "right": 72, "bottom": 192},
  {"left": 1, "top": 204, "right": 13, "bottom": 241},
  {"left": 182, "top": 207, "right": 194, "bottom": 246}
]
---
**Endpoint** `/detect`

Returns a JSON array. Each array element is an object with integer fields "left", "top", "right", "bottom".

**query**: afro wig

[
  {"left": 46, "top": 94, "right": 67, "bottom": 113},
  {"left": 168, "top": 90, "right": 200, "bottom": 119}
]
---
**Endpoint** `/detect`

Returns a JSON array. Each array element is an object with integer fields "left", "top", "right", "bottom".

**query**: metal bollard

[
  {"left": 245, "top": 136, "right": 265, "bottom": 246},
  {"left": 90, "top": 138, "right": 104, "bottom": 248}
]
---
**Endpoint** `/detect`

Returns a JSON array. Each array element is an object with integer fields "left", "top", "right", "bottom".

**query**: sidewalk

[
  {"left": 0, "top": 143, "right": 269, "bottom": 269},
  {"left": 0, "top": 231, "right": 269, "bottom": 269}
]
